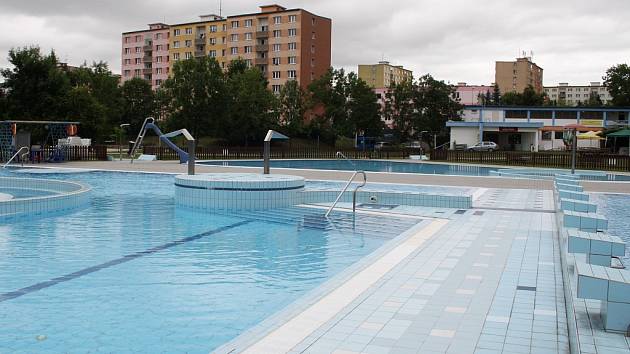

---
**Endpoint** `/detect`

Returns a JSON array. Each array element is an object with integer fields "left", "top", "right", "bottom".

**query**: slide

[{"left": 145, "top": 123, "right": 190, "bottom": 163}]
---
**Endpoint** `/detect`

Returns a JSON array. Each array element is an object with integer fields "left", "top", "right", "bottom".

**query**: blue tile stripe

[
  {"left": 0, "top": 220, "right": 252, "bottom": 303},
  {"left": 174, "top": 183, "right": 304, "bottom": 192}
]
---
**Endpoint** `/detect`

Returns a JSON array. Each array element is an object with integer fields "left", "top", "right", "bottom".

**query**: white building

[
  {"left": 544, "top": 82, "right": 612, "bottom": 106},
  {"left": 447, "top": 106, "right": 630, "bottom": 151}
]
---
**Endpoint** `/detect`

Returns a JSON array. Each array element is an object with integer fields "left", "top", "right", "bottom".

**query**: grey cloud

[{"left": 1, "top": 0, "right": 629, "bottom": 85}]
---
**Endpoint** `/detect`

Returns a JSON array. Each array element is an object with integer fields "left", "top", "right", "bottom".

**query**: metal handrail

[
  {"left": 435, "top": 142, "right": 450, "bottom": 150},
  {"left": 325, "top": 152, "right": 367, "bottom": 218},
  {"left": 336, "top": 151, "right": 357, "bottom": 169},
  {"left": 129, "top": 117, "right": 154, "bottom": 163},
  {"left": 2, "top": 147, "right": 29, "bottom": 169}
]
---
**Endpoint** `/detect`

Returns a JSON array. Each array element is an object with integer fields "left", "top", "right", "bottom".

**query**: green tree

[
  {"left": 0, "top": 46, "right": 70, "bottom": 120},
  {"left": 500, "top": 85, "right": 545, "bottom": 106},
  {"left": 278, "top": 79, "right": 308, "bottom": 136},
  {"left": 121, "top": 78, "right": 154, "bottom": 135},
  {"left": 346, "top": 72, "right": 383, "bottom": 138},
  {"left": 162, "top": 56, "right": 227, "bottom": 138},
  {"left": 412, "top": 74, "right": 462, "bottom": 143},
  {"left": 585, "top": 91, "right": 604, "bottom": 107},
  {"left": 223, "top": 59, "right": 278, "bottom": 145},
  {"left": 384, "top": 79, "right": 415, "bottom": 141},
  {"left": 603, "top": 64, "right": 630, "bottom": 106},
  {"left": 492, "top": 84, "right": 501, "bottom": 105},
  {"left": 65, "top": 86, "right": 107, "bottom": 140}
]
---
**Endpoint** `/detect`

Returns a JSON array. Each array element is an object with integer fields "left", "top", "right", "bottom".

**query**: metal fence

[
  {"left": 143, "top": 146, "right": 422, "bottom": 161},
  {"left": 24, "top": 145, "right": 109, "bottom": 162},
  {"left": 431, "top": 150, "right": 630, "bottom": 172}
]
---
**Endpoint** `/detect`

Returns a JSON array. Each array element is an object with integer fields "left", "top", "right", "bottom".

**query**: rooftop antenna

[{"left": 219, "top": 0, "right": 222, "bottom": 17}]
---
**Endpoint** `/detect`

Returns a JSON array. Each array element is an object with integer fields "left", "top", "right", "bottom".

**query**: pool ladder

[
  {"left": 325, "top": 152, "right": 367, "bottom": 218},
  {"left": 2, "top": 147, "right": 29, "bottom": 169}
]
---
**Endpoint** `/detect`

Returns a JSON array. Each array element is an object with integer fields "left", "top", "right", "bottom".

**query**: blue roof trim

[
  {"left": 463, "top": 105, "right": 630, "bottom": 112},
  {"left": 446, "top": 121, "right": 544, "bottom": 128}
]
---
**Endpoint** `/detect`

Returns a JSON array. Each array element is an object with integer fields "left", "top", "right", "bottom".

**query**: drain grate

[
  {"left": 473, "top": 211, "right": 485, "bottom": 216},
  {"left": 357, "top": 203, "right": 398, "bottom": 210},
  {"left": 454, "top": 210, "right": 467, "bottom": 215},
  {"left": 516, "top": 286, "right": 537, "bottom": 291}
]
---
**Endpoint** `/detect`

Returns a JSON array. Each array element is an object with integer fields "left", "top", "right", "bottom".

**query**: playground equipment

[
  {"left": 0, "top": 121, "right": 81, "bottom": 163},
  {"left": 129, "top": 118, "right": 196, "bottom": 175}
]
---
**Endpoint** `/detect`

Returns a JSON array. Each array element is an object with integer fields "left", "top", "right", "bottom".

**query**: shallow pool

[
  {"left": 592, "top": 193, "right": 630, "bottom": 265},
  {"left": 200, "top": 159, "right": 630, "bottom": 181},
  {"left": 0, "top": 169, "right": 417, "bottom": 353}
]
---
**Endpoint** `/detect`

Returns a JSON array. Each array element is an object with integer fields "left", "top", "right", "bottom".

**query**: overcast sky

[{"left": 1, "top": 0, "right": 629, "bottom": 86}]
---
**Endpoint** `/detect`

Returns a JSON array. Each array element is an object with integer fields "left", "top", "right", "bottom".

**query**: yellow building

[
  {"left": 169, "top": 15, "right": 228, "bottom": 72},
  {"left": 358, "top": 61, "right": 413, "bottom": 89}
]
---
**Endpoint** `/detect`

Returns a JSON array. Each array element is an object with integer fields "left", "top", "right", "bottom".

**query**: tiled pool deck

[{"left": 9, "top": 162, "right": 630, "bottom": 353}]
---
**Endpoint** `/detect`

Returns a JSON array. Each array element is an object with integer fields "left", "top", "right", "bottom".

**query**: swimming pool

[
  {"left": 200, "top": 159, "right": 630, "bottom": 181},
  {"left": 0, "top": 169, "right": 419, "bottom": 353},
  {"left": 592, "top": 193, "right": 630, "bottom": 265}
]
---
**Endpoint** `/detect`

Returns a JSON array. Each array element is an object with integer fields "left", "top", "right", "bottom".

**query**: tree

[
  {"left": 0, "top": 46, "right": 70, "bottom": 120},
  {"left": 585, "top": 91, "right": 604, "bottom": 107},
  {"left": 412, "top": 74, "right": 462, "bottom": 141},
  {"left": 222, "top": 59, "right": 279, "bottom": 145},
  {"left": 500, "top": 85, "right": 545, "bottom": 106},
  {"left": 492, "top": 84, "right": 501, "bottom": 105},
  {"left": 603, "top": 64, "right": 630, "bottom": 106},
  {"left": 65, "top": 86, "right": 107, "bottom": 140},
  {"left": 278, "top": 80, "right": 308, "bottom": 136},
  {"left": 121, "top": 78, "right": 154, "bottom": 135},
  {"left": 384, "top": 79, "right": 415, "bottom": 141},
  {"left": 346, "top": 72, "right": 383, "bottom": 138},
  {"left": 162, "top": 56, "right": 227, "bottom": 138}
]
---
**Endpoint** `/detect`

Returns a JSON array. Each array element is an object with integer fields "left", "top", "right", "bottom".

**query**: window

[
  {"left": 273, "top": 30, "right": 281, "bottom": 38},
  {"left": 185, "top": 52, "right": 192, "bottom": 59},
  {"left": 222, "top": 24, "right": 227, "bottom": 31},
  {"left": 209, "top": 50, "right": 217, "bottom": 57},
  {"left": 185, "top": 28, "right": 193, "bottom": 35},
  {"left": 554, "top": 132, "right": 563, "bottom": 139},
  {"left": 135, "top": 58, "right": 142, "bottom": 64},
  {"left": 156, "top": 45, "right": 162, "bottom": 51},
  {"left": 311, "top": 45, "right": 315, "bottom": 53},
  {"left": 155, "top": 33, "right": 162, "bottom": 40},
  {"left": 245, "top": 59, "right": 252, "bottom": 67},
  {"left": 231, "top": 34, "right": 239, "bottom": 42},
  {"left": 124, "top": 48, "right": 131, "bottom": 54},
  {"left": 134, "top": 69, "right": 141, "bottom": 77},
  {"left": 210, "top": 25, "right": 217, "bottom": 33},
  {"left": 542, "top": 131, "right": 552, "bottom": 141},
  {"left": 124, "top": 59, "right": 131, "bottom": 65},
  {"left": 135, "top": 47, "right": 141, "bottom": 53},
  {"left": 230, "top": 47, "right": 238, "bottom": 55},
  {"left": 272, "top": 85, "right": 282, "bottom": 94},
  {"left": 312, "top": 18, "right": 316, "bottom": 25},
  {"left": 272, "top": 71, "right": 281, "bottom": 79},
  {"left": 173, "top": 53, "right": 180, "bottom": 60},
  {"left": 288, "top": 56, "right": 297, "bottom": 64},
  {"left": 273, "top": 16, "right": 282, "bottom": 24},
  {"left": 244, "top": 46, "right": 253, "bottom": 53},
  {"left": 124, "top": 70, "right": 131, "bottom": 76},
  {"left": 245, "top": 33, "right": 253, "bottom": 41},
  {"left": 173, "top": 41, "right": 180, "bottom": 48},
  {"left": 312, "top": 32, "right": 316, "bottom": 39},
  {"left": 136, "top": 35, "right": 142, "bottom": 41},
  {"left": 155, "top": 79, "right": 163, "bottom": 86},
  {"left": 209, "top": 37, "right": 216, "bottom": 45},
  {"left": 272, "top": 57, "right": 281, "bottom": 65},
  {"left": 288, "top": 42, "right": 297, "bottom": 50},
  {"left": 289, "top": 15, "right": 297, "bottom": 23},
  {"left": 272, "top": 44, "right": 281, "bottom": 52},
  {"left": 124, "top": 37, "right": 130, "bottom": 43},
  {"left": 288, "top": 28, "right": 297, "bottom": 37},
  {"left": 156, "top": 56, "right": 163, "bottom": 63},
  {"left": 156, "top": 68, "right": 163, "bottom": 74},
  {"left": 231, "top": 20, "right": 239, "bottom": 28},
  {"left": 287, "top": 70, "right": 297, "bottom": 79},
  {"left": 244, "top": 19, "right": 253, "bottom": 27},
  {"left": 185, "top": 40, "right": 192, "bottom": 47}
]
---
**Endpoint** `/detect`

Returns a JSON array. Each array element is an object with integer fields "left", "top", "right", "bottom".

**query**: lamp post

[{"left": 119, "top": 123, "right": 130, "bottom": 161}]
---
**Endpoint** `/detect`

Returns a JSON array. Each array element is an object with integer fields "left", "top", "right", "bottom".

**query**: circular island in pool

[
  {"left": 175, "top": 173, "right": 305, "bottom": 210},
  {"left": 0, "top": 192, "right": 12, "bottom": 201}
]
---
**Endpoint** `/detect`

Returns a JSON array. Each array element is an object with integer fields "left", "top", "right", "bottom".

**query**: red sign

[{"left": 499, "top": 127, "right": 519, "bottom": 132}]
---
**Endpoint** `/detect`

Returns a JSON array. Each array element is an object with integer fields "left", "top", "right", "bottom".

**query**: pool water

[
  {"left": 200, "top": 159, "right": 630, "bottom": 181},
  {"left": 0, "top": 187, "right": 58, "bottom": 199},
  {"left": 592, "top": 193, "right": 630, "bottom": 265},
  {"left": 0, "top": 170, "right": 417, "bottom": 353}
]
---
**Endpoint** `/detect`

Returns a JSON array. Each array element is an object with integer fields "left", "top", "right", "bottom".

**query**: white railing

[
  {"left": 325, "top": 152, "right": 367, "bottom": 217},
  {"left": 2, "top": 147, "right": 29, "bottom": 169}
]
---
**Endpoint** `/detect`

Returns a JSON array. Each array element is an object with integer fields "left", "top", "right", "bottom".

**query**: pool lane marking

[
  {"left": 0, "top": 220, "right": 252, "bottom": 303},
  {"left": 241, "top": 218, "right": 449, "bottom": 354}
]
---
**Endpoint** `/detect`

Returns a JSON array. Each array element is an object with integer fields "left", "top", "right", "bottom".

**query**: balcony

[
  {"left": 142, "top": 68, "right": 152, "bottom": 75},
  {"left": 255, "top": 58, "right": 268, "bottom": 65},
  {"left": 143, "top": 45, "right": 153, "bottom": 52},
  {"left": 256, "top": 30, "right": 269, "bottom": 38},
  {"left": 195, "top": 50, "right": 206, "bottom": 57},
  {"left": 256, "top": 44, "right": 269, "bottom": 52},
  {"left": 195, "top": 38, "right": 206, "bottom": 45},
  {"left": 143, "top": 56, "right": 153, "bottom": 63}
]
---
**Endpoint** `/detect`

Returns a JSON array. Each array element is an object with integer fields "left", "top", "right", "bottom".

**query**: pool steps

[{"left": 554, "top": 174, "right": 630, "bottom": 334}]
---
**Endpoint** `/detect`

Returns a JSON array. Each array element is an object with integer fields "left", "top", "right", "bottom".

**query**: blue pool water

[
  {"left": 200, "top": 159, "right": 630, "bottom": 181},
  {"left": 592, "top": 193, "right": 630, "bottom": 265},
  {"left": 0, "top": 169, "right": 417, "bottom": 353},
  {"left": 0, "top": 187, "right": 58, "bottom": 199}
]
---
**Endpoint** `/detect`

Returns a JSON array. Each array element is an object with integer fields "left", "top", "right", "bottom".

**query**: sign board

[
  {"left": 499, "top": 127, "right": 519, "bottom": 132},
  {"left": 580, "top": 119, "right": 603, "bottom": 127}
]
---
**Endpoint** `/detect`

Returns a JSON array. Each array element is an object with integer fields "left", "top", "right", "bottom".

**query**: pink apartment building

[
  {"left": 453, "top": 83, "right": 494, "bottom": 105},
  {"left": 121, "top": 23, "right": 170, "bottom": 89}
]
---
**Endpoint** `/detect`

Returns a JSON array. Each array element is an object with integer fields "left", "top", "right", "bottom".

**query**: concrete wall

[{"left": 450, "top": 127, "right": 479, "bottom": 148}]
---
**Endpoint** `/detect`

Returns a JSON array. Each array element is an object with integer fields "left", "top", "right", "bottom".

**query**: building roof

[
  {"left": 463, "top": 105, "right": 630, "bottom": 112},
  {"left": 446, "top": 121, "right": 544, "bottom": 128}
]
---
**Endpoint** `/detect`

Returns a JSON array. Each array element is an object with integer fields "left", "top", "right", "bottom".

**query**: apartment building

[
  {"left": 122, "top": 5, "right": 331, "bottom": 92},
  {"left": 169, "top": 15, "right": 228, "bottom": 72},
  {"left": 495, "top": 57, "right": 543, "bottom": 94},
  {"left": 358, "top": 61, "right": 413, "bottom": 89},
  {"left": 453, "top": 83, "right": 494, "bottom": 105},
  {"left": 121, "top": 23, "right": 170, "bottom": 89},
  {"left": 544, "top": 82, "right": 612, "bottom": 106}
]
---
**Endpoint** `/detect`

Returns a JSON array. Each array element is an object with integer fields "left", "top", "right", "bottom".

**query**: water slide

[{"left": 130, "top": 118, "right": 194, "bottom": 164}]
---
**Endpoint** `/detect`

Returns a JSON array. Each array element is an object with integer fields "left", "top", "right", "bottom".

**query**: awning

[
  {"left": 606, "top": 129, "right": 630, "bottom": 137},
  {"left": 577, "top": 131, "right": 603, "bottom": 140}
]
